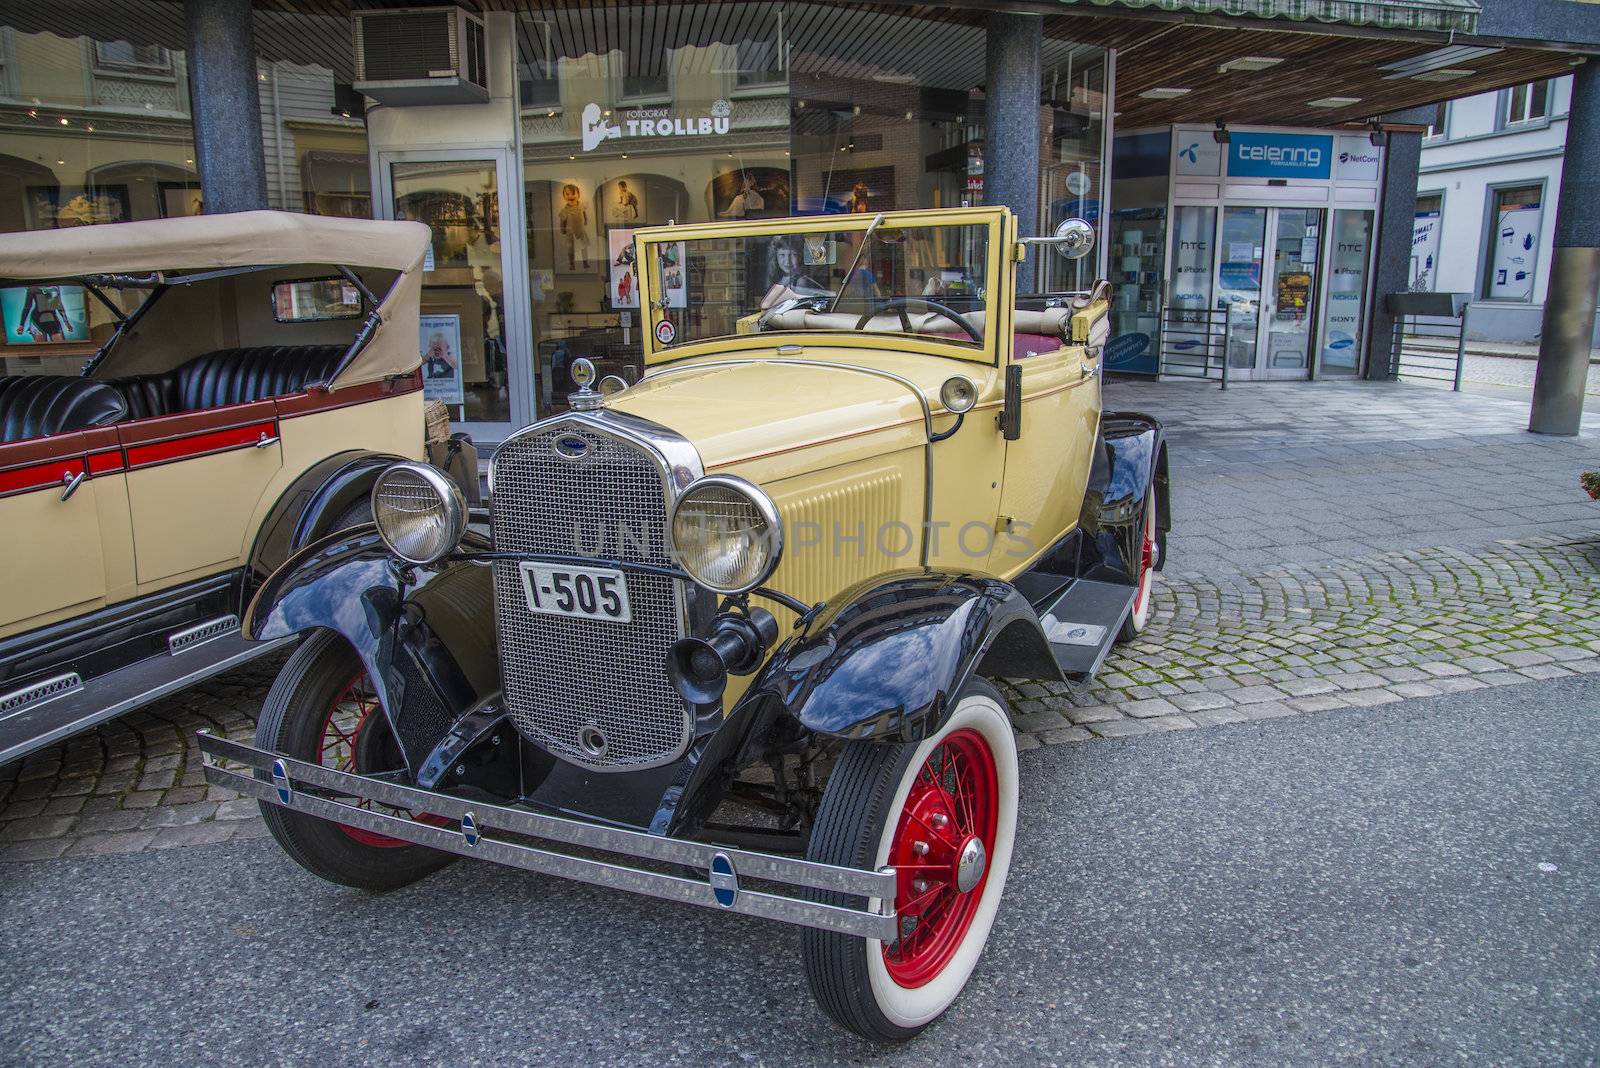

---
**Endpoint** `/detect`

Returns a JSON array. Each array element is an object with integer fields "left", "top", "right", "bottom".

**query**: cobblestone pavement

[{"left": 3, "top": 378, "right": 1598, "bottom": 861}]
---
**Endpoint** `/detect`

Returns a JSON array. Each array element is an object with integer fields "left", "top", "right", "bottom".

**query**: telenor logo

[{"left": 1180, "top": 142, "right": 1200, "bottom": 163}]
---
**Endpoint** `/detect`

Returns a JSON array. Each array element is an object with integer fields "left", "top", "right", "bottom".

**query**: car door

[
  {"left": 0, "top": 427, "right": 131, "bottom": 634},
  {"left": 119, "top": 400, "right": 284, "bottom": 590},
  {"left": 988, "top": 341, "right": 1101, "bottom": 577}
]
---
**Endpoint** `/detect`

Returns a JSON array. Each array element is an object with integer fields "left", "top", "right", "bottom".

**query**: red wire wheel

[
  {"left": 881, "top": 727, "right": 1000, "bottom": 988},
  {"left": 316, "top": 671, "right": 417, "bottom": 849},
  {"left": 1133, "top": 499, "right": 1156, "bottom": 618}
]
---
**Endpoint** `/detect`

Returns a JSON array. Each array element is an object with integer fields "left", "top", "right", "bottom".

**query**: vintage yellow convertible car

[{"left": 201, "top": 206, "right": 1170, "bottom": 1042}]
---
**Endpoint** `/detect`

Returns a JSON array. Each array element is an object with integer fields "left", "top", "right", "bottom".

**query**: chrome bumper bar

[{"left": 197, "top": 732, "right": 898, "bottom": 941}]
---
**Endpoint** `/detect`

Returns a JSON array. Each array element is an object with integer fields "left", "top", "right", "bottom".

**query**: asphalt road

[{"left": 3, "top": 677, "right": 1596, "bottom": 1067}]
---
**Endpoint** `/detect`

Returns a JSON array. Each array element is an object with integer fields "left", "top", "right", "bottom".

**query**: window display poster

[
  {"left": 420, "top": 313, "right": 463, "bottom": 405},
  {"left": 2, "top": 284, "right": 91, "bottom": 344},
  {"left": 551, "top": 179, "right": 597, "bottom": 273},
  {"left": 609, "top": 229, "right": 640, "bottom": 309},
  {"left": 1487, "top": 197, "right": 1541, "bottom": 301},
  {"left": 657, "top": 239, "right": 688, "bottom": 309},
  {"left": 1411, "top": 210, "right": 1441, "bottom": 290},
  {"left": 1322, "top": 210, "right": 1372, "bottom": 371}
]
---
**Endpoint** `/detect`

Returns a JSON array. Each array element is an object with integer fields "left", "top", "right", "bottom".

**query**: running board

[
  {"left": 1036, "top": 578, "right": 1136, "bottom": 681},
  {"left": 0, "top": 630, "right": 293, "bottom": 767}
]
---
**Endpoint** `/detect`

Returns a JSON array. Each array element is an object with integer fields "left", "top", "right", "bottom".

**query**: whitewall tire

[{"left": 801, "top": 678, "right": 1019, "bottom": 1042}]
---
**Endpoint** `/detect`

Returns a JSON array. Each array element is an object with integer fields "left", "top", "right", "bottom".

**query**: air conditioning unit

[{"left": 352, "top": 5, "right": 488, "bottom": 106}]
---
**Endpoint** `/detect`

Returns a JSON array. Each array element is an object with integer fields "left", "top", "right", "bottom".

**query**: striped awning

[{"left": 1069, "top": 0, "right": 1479, "bottom": 34}]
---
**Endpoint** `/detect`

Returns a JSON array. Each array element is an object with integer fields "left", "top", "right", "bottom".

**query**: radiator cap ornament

[{"left": 568, "top": 357, "right": 603, "bottom": 411}]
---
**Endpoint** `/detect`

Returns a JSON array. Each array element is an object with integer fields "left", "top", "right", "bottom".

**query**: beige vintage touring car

[
  {"left": 0, "top": 211, "right": 473, "bottom": 766},
  {"left": 201, "top": 206, "right": 1169, "bottom": 1041}
]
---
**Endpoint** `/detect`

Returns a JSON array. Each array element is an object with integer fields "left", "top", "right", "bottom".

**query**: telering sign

[{"left": 1227, "top": 131, "right": 1333, "bottom": 180}]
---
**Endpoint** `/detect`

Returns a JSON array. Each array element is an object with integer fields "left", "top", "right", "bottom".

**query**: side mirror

[{"left": 1020, "top": 218, "right": 1096, "bottom": 260}]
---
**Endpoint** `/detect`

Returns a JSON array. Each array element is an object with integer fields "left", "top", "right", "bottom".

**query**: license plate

[{"left": 518, "top": 562, "right": 632, "bottom": 623}]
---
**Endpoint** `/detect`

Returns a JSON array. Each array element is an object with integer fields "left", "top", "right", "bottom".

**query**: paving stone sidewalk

[
  {"left": 1001, "top": 530, "right": 1600, "bottom": 746},
  {"left": 2, "top": 377, "right": 1597, "bottom": 862}
]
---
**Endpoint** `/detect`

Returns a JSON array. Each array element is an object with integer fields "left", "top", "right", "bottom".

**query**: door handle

[
  {"left": 59, "top": 469, "right": 85, "bottom": 502},
  {"left": 255, "top": 431, "right": 280, "bottom": 449}
]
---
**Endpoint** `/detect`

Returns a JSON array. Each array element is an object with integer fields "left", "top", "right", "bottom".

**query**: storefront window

[
  {"left": 511, "top": 4, "right": 1105, "bottom": 421},
  {"left": 1107, "top": 131, "right": 1171, "bottom": 375},
  {"left": 393, "top": 160, "right": 510, "bottom": 425},
  {"left": 1037, "top": 47, "right": 1107, "bottom": 295},
  {"left": 0, "top": 27, "right": 198, "bottom": 373},
  {"left": 1412, "top": 193, "right": 1442, "bottom": 290},
  {"left": 1321, "top": 209, "right": 1372, "bottom": 375},
  {"left": 1482, "top": 184, "right": 1542, "bottom": 301}
]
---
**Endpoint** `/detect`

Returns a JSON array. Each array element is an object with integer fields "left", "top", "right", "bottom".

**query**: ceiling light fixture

[
  {"left": 1138, "top": 87, "right": 1192, "bottom": 100},
  {"left": 1379, "top": 45, "right": 1500, "bottom": 79},
  {"left": 1410, "top": 68, "right": 1476, "bottom": 82},
  {"left": 1218, "top": 56, "right": 1283, "bottom": 73},
  {"left": 1307, "top": 96, "right": 1362, "bottom": 108}
]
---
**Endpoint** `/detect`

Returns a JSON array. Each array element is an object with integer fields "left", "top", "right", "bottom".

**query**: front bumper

[{"left": 197, "top": 732, "right": 898, "bottom": 941}]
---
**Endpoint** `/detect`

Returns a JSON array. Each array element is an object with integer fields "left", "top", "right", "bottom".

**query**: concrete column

[
  {"left": 1530, "top": 61, "right": 1600, "bottom": 435},
  {"left": 1363, "top": 107, "right": 1432, "bottom": 380},
  {"left": 983, "top": 10, "right": 1043, "bottom": 260},
  {"left": 185, "top": 0, "right": 268, "bottom": 214}
]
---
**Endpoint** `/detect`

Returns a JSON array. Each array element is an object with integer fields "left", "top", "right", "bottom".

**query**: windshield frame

[{"left": 634, "top": 206, "right": 1011, "bottom": 368}]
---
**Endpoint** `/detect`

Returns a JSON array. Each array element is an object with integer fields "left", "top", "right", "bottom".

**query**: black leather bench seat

[
  {"left": 101, "top": 345, "right": 347, "bottom": 422},
  {"left": 0, "top": 376, "right": 127, "bottom": 444}
]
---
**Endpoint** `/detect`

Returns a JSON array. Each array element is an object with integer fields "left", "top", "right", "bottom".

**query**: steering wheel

[{"left": 855, "top": 297, "right": 981, "bottom": 343}]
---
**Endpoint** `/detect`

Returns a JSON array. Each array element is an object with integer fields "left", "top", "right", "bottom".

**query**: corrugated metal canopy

[{"left": 1065, "top": 0, "right": 1479, "bottom": 35}]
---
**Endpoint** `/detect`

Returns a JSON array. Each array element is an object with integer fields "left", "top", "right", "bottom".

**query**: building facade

[
  {"left": 1414, "top": 74, "right": 1588, "bottom": 344},
  {"left": 1, "top": 0, "right": 1596, "bottom": 443}
]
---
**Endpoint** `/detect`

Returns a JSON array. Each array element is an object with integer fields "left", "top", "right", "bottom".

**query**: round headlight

[
  {"left": 670, "top": 476, "right": 783, "bottom": 595},
  {"left": 370, "top": 462, "right": 467, "bottom": 565},
  {"left": 940, "top": 375, "right": 978, "bottom": 413}
]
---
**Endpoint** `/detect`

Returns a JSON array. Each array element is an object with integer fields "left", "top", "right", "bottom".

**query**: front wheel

[
  {"left": 801, "top": 678, "right": 1019, "bottom": 1042},
  {"left": 254, "top": 630, "right": 454, "bottom": 892},
  {"left": 1118, "top": 490, "right": 1159, "bottom": 642}
]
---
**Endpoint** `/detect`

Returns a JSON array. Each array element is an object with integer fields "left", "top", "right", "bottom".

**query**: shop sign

[
  {"left": 1227, "top": 132, "right": 1332, "bottom": 180},
  {"left": 582, "top": 99, "right": 732, "bottom": 152},
  {"left": 1335, "top": 136, "right": 1382, "bottom": 182},
  {"left": 1174, "top": 131, "right": 1222, "bottom": 177},
  {"left": 1487, "top": 197, "right": 1541, "bottom": 301}
]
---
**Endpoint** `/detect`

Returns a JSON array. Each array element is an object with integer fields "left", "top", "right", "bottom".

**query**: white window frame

[
  {"left": 1501, "top": 80, "right": 1551, "bottom": 130},
  {"left": 1423, "top": 100, "right": 1450, "bottom": 142}
]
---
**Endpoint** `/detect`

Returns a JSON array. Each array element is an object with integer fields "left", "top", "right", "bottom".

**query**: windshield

[{"left": 650, "top": 221, "right": 990, "bottom": 351}]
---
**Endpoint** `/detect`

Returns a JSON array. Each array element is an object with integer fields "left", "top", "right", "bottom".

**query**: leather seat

[
  {"left": 171, "top": 345, "right": 346, "bottom": 411},
  {"left": 100, "top": 372, "right": 178, "bottom": 422},
  {"left": 0, "top": 375, "right": 128, "bottom": 444},
  {"left": 99, "top": 345, "right": 346, "bottom": 421}
]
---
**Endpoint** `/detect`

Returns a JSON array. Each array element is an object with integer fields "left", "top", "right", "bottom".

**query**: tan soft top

[
  {"left": 0, "top": 210, "right": 429, "bottom": 279},
  {"left": 0, "top": 211, "right": 430, "bottom": 390}
]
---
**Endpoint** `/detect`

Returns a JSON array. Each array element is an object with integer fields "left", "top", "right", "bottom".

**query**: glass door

[
  {"left": 1216, "top": 206, "right": 1266, "bottom": 373},
  {"left": 377, "top": 149, "right": 533, "bottom": 445},
  {"left": 1259, "top": 207, "right": 1324, "bottom": 379}
]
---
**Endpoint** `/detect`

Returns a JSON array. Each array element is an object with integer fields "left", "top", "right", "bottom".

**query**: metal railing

[
  {"left": 1385, "top": 292, "right": 1470, "bottom": 391},
  {"left": 1158, "top": 306, "right": 1232, "bottom": 387}
]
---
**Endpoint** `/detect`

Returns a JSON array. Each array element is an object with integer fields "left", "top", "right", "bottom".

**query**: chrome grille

[{"left": 490, "top": 419, "right": 692, "bottom": 770}]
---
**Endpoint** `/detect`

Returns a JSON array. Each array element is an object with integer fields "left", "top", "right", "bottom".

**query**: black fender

[
  {"left": 248, "top": 450, "right": 406, "bottom": 585},
  {"left": 746, "top": 570, "right": 1061, "bottom": 744},
  {"left": 1076, "top": 411, "right": 1170, "bottom": 583},
  {"left": 244, "top": 527, "right": 498, "bottom": 772}
]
